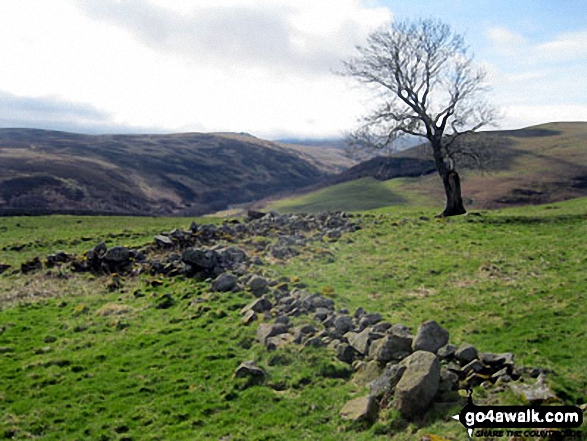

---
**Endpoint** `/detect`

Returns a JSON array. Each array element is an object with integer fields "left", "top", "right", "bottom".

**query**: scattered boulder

[
  {"left": 346, "top": 328, "right": 374, "bottom": 356},
  {"left": 256, "top": 323, "right": 289, "bottom": 345},
  {"left": 369, "top": 363, "right": 407, "bottom": 400},
  {"left": 247, "top": 275, "right": 268, "bottom": 294},
  {"left": 212, "top": 273, "right": 238, "bottom": 292},
  {"left": 455, "top": 343, "right": 478, "bottom": 365},
  {"left": 393, "top": 351, "right": 441, "bottom": 417},
  {"left": 339, "top": 396, "right": 378, "bottom": 423},
  {"left": 412, "top": 320, "right": 449, "bottom": 353},
  {"left": 234, "top": 361, "right": 266, "bottom": 385}
]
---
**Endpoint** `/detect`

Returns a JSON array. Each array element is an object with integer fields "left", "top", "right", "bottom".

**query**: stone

[
  {"left": 182, "top": 248, "right": 218, "bottom": 269},
  {"left": 353, "top": 360, "right": 383, "bottom": 386},
  {"left": 154, "top": 234, "right": 174, "bottom": 247},
  {"left": 291, "top": 324, "right": 316, "bottom": 344},
  {"left": 339, "top": 396, "right": 378, "bottom": 423},
  {"left": 438, "top": 368, "right": 460, "bottom": 392},
  {"left": 212, "top": 273, "right": 238, "bottom": 292},
  {"left": 336, "top": 343, "right": 358, "bottom": 364},
  {"left": 241, "top": 310, "right": 258, "bottom": 325},
  {"left": 247, "top": 275, "right": 268, "bottom": 293},
  {"left": 266, "top": 333, "right": 294, "bottom": 351},
  {"left": 412, "top": 320, "right": 449, "bottom": 353},
  {"left": 393, "top": 351, "right": 441, "bottom": 417},
  {"left": 368, "top": 334, "right": 413, "bottom": 364},
  {"left": 437, "top": 343, "right": 458, "bottom": 360},
  {"left": 509, "top": 373, "right": 557, "bottom": 403},
  {"left": 359, "top": 312, "right": 382, "bottom": 328},
  {"left": 234, "top": 360, "right": 266, "bottom": 384},
  {"left": 241, "top": 297, "right": 272, "bottom": 314},
  {"left": 371, "top": 322, "right": 392, "bottom": 333},
  {"left": 345, "top": 328, "right": 373, "bottom": 355},
  {"left": 256, "top": 323, "right": 288, "bottom": 345},
  {"left": 461, "top": 359, "right": 486, "bottom": 376},
  {"left": 104, "top": 246, "right": 130, "bottom": 263},
  {"left": 455, "top": 343, "right": 478, "bottom": 365},
  {"left": 369, "top": 363, "right": 407, "bottom": 399},
  {"left": 333, "top": 315, "right": 353, "bottom": 333}
]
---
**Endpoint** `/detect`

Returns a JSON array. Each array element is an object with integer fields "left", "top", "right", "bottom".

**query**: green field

[
  {"left": 267, "top": 177, "right": 435, "bottom": 213},
  {"left": 1, "top": 199, "right": 586, "bottom": 440}
]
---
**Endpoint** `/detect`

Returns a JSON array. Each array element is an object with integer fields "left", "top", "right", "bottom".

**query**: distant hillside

[
  {"left": 0, "top": 129, "right": 342, "bottom": 216},
  {"left": 264, "top": 122, "right": 587, "bottom": 212}
]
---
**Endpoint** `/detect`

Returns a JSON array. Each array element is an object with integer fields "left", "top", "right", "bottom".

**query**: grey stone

[
  {"left": 393, "top": 351, "right": 441, "bottom": 417},
  {"left": 455, "top": 343, "right": 478, "bottom": 365},
  {"left": 437, "top": 343, "right": 459, "bottom": 360},
  {"left": 371, "top": 322, "right": 392, "bottom": 333},
  {"left": 369, "top": 363, "right": 407, "bottom": 399},
  {"left": 334, "top": 315, "right": 353, "bottom": 334},
  {"left": 353, "top": 360, "right": 383, "bottom": 386},
  {"left": 412, "top": 320, "right": 449, "bottom": 353},
  {"left": 212, "top": 273, "right": 238, "bottom": 292},
  {"left": 438, "top": 368, "right": 460, "bottom": 392},
  {"left": 256, "top": 323, "right": 288, "bottom": 345},
  {"left": 266, "top": 333, "right": 294, "bottom": 351},
  {"left": 104, "top": 246, "right": 130, "bottom": 262},
  {"left": 339, "top": 396, "right": 378, "bottom": 423},
  {"left": 390, "top": 324, "right": 412, "bottom": 337},
  {"left": 234, "top": 360, "right": 266, "bottom": 384},
  {"left": 247, "top": 275, "right": 268, "bottom": 293},
  {"left": 368, "top": 334, "right": 413, "bottom": 363},
  {"left": 461, "top": 359, "right": 485, "bottom": 376},
  {"left": 154, "top": 234, "right": 174, "bottom": 247},
  {"left": 241, "top": 297, "right": 272, "bottom": 314},
  {"left": 345, "top": 328, "right": 373, "bottom": 355},
  {"left": 241, "top": 309, "right": 257, "bottom": 325},
  {"left": 336, "top": 343, "right": 358, "bottom": 364},
  {"left": 359, "top": 312, "right": 382, "bottom": 328}
]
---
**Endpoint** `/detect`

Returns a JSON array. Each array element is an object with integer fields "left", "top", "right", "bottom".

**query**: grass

[
  {"left": 267, "top": 177, "right": 435, "bottom": 213},
  {"left": 1, "top": 198, "right": 587, "bottom": 440}
]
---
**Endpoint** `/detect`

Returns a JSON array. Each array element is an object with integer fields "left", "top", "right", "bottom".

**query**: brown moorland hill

[{"left": 0, "top": 129, "right": 346, "bottom": 216}]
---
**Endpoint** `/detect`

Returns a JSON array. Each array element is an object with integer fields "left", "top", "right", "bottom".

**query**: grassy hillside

[
  {"left": 0, "top": 129, "right": 344, "bottom": 216},
  {"left": 264, "top": 122, "right": 587, "bottom": 214},
  {"left": 1, "top": 198, "right": 586, "bottom": 440},
  {"left": 268, "top": 178, "right": 435, "bottom": 213}
]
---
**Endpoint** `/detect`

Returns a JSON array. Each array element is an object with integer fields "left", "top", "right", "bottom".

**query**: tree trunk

[
  {"left": 430, "top": 138, "right": 467, "bottom": 217},
  {"left": 439, "top": 169, "right": 466, "bottom": 217}
]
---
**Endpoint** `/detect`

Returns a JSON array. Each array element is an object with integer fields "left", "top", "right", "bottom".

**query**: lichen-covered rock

[
  {"left": 393, "top": 350, "right": 440, "bottom": 417},
  {"left": 212, "top": 273, "right": 238, "bottom": 292},
  {"left": 455, "top": 343, "right": 478, "bottom": 365},
  {"left": 339, "top": 396, "right": 378, "bottom": 423},
  {"left": 412, "top": 320, "right": 449, "bottom": 353}
]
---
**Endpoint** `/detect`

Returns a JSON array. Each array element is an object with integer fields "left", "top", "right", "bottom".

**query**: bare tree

[{"left": 342, "top": 18, "right": 496, "bottom": 216}]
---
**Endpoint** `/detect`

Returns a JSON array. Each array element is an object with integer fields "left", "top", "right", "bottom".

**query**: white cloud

[
  {"left": 0, "top": 0, "right": 391, "bottom": 137},
  {"left": 484, "top": 26, "right": 587, "bottom": 129}
]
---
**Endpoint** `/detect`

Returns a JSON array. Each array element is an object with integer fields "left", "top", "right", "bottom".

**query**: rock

[
  {"left": 247, "top": 275, "right": 268, "bottom": 294},
  {"left": 438, "top": 368, "right": 460, "bottom": 392},
  {"left": 241, "top": 297, "right": 272, "bottom": 314},
  {"left": 359, "top": 312, "right": 382, "bottom": 328},
  {"left": 154, "top": 234, "right": 174, "bottom": 247},
  {"left": 256, "top": 323, "right": 288, "bottom": 345},
  {"left": 21, "top": 257, "right": 42, "bottom": 274},
  {"left": 241, "top": 309, "right": 258, "bottom": 325},
  {"left": 104, "top": 246, "right": 130, "bottom": 263},
  {"left": 393, "top": 351, "right": 441, "bottom": 417},
  {"left": 412, "top": 320, "right": 449, "bottom": 353},
  {"left": 336, "top": 343, "right": 358, "bottom": 364},
  {"left": 291, "top": 324, "right": 316, "bottom": 344},
  {"left": 0, "top": 263, "right": 11, "bottom": 274},
  {"left": 266, "top": 333, "right": 294, "bottom": 351},
  {"left": 368, "top": 334, "right": 413, "bottom": 364},
  {"left": 333, "top": 315, "right": 354, "bottom": 334},
  {"left": 353, "top": 360, "right": 383, "bottom": 386},
  {"left": 455, "top": 343, "right": 478, "bottom": 365},
  {"left": 509, "top": 373, "right": 557, "bottom": 403},
  {"left": 461, "top": 359, "right": 486, "bottom": 376},
  {"left": 182, "top": 248, "right": 218, "bottom": 270},
  {"left": 234, "top": 360, "right": 266, "bottom": 385},
  {"left": 212, "top": 273, "right": 238, "bottom": 292},
  {"left": 437, "top": 343, "right": 458, "bottom": 360},
  {"left": 339, "top": 396, "right": 378, "bottom": 423},
  {"left": 369, "top": 363, "right": 407, "bottom": 399},
  {"left": 345, "top": 328, "right": 373, "bottom": 355},
  {"left": 371, "top": 322, "right": 392, "bottom": 333}
]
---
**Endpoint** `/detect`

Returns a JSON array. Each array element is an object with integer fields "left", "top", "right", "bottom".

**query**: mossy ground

[{"left": 1, "top": 198, "right": 586, "bottom": 440}]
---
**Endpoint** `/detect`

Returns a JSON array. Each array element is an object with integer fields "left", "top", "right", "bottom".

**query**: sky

[{"left": 0, "top": 0, "right": 586, "bottom": 139}]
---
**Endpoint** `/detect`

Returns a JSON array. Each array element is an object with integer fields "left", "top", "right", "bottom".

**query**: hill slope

[
  {"left": 265, "top": 122, "right": 587, "bottom": 213},
  {"left": 0, "top": 129, "right": 343, "bottom": 216}
]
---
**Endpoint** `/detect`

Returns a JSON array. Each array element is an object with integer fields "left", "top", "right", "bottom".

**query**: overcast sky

[{"left": 0, "top": 0, "right": 586, "bottom": 139}]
